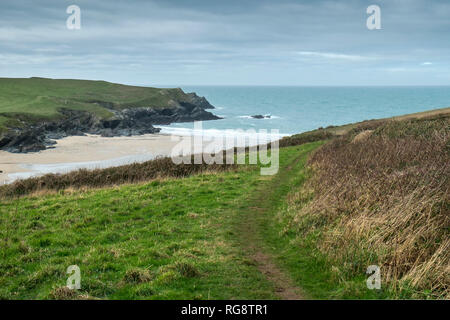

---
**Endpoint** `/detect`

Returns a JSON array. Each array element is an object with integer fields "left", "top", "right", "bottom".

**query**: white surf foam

[
  {"left": 156, "top": 126, "right": 287, "bottom": 143},
  {"left": 237, "top": 114, "right": 280, "bottom": 119}
]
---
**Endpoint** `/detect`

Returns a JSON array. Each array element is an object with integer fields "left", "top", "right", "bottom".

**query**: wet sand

[{"left": 0, "top": 134, "right": 182, "bottom": 184}]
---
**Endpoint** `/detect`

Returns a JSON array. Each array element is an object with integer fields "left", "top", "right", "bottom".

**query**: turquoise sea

[{"left": 158, "top": 86, "right": 450, "bottom": 135}]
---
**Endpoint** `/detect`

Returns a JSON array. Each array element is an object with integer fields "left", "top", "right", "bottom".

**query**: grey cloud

[{"left": 0, "top": 0, "right": 449, "bottom": 85}]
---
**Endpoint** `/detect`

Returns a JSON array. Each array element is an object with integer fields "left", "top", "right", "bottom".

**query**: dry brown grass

[
  {"left": 48, "top": 286, "right": 97, "bottom": 300},
  {"left": 351, "top": 130, "right": 373, "bottom": 143},
  {"left": 277, "top": 129, "right": 335, "bottom": 148},
  {"left": 123, "top": 268, "right": 154, "bottom": 284},
  {"left": 286, "top": 114, "right": 449, "bottom": 298},
  {"left": 0, "top": 153, "right": 237, "bottom": 198}
]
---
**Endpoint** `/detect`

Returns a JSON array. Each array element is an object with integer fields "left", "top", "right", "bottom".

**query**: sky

[{"left": 0, "top": 0, "right": 449, "bottom": 86}]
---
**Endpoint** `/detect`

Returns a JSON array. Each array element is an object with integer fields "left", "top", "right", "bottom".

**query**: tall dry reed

[
  {"left": 0, "top": 153, "right": 237, "bottom": 198},
  {"left": 286, "top": 115, "right": 449, "bottom": 298}
]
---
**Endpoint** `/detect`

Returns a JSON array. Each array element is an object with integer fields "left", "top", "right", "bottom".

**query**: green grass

[
  {"left": 0, "top": 116, "right": 9, "bottom": 134},
  {"left": 0, "top": 77, "right": 194, "bottom": 130},
  {"left": 0, "top": 145, "right": 313, "bottom": 300},
  {"left": 230, "top": 141, "right": 392, "bottom": 299},
  {"left": 0, "top": 172, "right": 262, "bottom": 299},
  {"left": 254, "top": 154, "right": 393, "bottom": 299}
]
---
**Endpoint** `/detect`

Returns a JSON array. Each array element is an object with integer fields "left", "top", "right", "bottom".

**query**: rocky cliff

[{"left": 0, "top": 91, "right": 220, "bottom": 153}]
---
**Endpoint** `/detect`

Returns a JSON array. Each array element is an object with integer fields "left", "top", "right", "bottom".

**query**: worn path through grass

[
  {"left": 0, "top": 143, "right": 322, "bottom": 299},
  {"left": 234, "top": 142, "right": 323, "bottom": 299}
]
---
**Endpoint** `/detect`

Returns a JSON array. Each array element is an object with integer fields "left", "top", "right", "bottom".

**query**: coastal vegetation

[
  {"left": 0, "top": 109, "right": 448, "bottom": 299},
  {"left": 0, "top": 78, "right": 218, "bottom": 152},
  {"left": 0, "top": 155, "right": 236, "bottom": 198},
  {"left": 0, "top": 145, "right": 308, "bottom": 299},
  {"left": 0, "top": 77, "right": 213, "bottom": 121},
  {"left": 272, "top": 112, "right": 449, "bottom": 299}
]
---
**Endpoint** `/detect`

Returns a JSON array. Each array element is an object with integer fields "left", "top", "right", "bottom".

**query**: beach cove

[{"left": 0, "top": 133, "right": 181, "bottom": 184}]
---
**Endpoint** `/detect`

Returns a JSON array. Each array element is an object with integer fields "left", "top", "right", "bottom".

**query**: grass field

[
  {"left": 0, "top": 145, "right": 313, "bottom": 299},
  {"left": 0, "top": 111, "right": 448, "bottom": 300},
  {"left": 0, "top": 77, "right": 194, "bottom": 130}
]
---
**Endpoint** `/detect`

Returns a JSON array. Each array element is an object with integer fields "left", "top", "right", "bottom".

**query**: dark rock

[
  {"left": 185, "top": 92, "right": 215, "bottom": 109},
  {"left": 100, "top": 129, "right": 115, "bottom": 137},
  {"left": 0, "top": 93, "right": 220, "bottom": 153},
  {"left": 46, "top": 132, "right": 66, "bottom": 140},
  {"left": 44, "top": 139, "right": 57, "bottom": 146},
  {"left": 251, "top": 114, "right": 271, "bottom": 119},
  {"left": 21, "top": 144, "right": 47, "bottom": 153}
]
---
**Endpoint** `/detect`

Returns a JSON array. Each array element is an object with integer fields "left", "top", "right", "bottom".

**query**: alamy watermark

[
  {"left": 66, "top": 5, "right": 81, "bottom": 30},
  {"left": 367, "top": 5, "right": 381, "bottom": 30},
  {"left": 366, "top": 265, "right": 381, "bottom": 290},
  {"left": 66, "top": 265, "right": 81, "bottom": 290},
  {"left": 65, "top": 5, "right": 380, "bottom": 31},
  {"left": 169, "top": 121, "right": 280, "bottom": 176}
]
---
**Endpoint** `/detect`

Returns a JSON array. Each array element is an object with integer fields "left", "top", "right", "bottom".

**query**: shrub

[
  {"left": 0, "top": 153, "right": 237, "bottom": 198},
  {"left": 174, "top": 261, "right": 200, "bottom": 278},
  {"left": 285, "top": 114, "right": 450, "bottom": 298},
  {"left": 123, "top": 268, "right": 154, "bottom": 284}
]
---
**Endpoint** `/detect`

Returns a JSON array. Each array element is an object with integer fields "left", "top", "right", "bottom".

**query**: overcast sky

[{"left": 1, "top": 0, "right": 449, "bottom": 86}]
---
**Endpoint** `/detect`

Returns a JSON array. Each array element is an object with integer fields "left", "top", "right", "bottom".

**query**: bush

[
  {"left": 285, "top": 114, "right": 450, "bottom": 298},
  {"left": 0, "top": 153, "right": 237, "bottom": 198},
  {"left": 123, "top": 268, "right": 154, "bottom": 284}
]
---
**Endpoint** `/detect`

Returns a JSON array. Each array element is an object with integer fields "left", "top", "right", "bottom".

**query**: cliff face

[{"left": 0, "top": 91, "right": 220, "bottom": 153}]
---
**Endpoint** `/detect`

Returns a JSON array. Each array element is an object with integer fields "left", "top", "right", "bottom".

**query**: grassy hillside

[
  {"left": 278, "top": 106, "right": 450, "bottom": 148},
  {"left": 272, "top": 113, "right": 449, "bottom": 299},
  {"left": 0, "top": 110, "right": 448, "bottom": 300},
  {"left": 0, "top": 77, "right": 197, "bottom": 131},
  {"left": 0, "top": 145, "right": 314, "bottom": 299}
]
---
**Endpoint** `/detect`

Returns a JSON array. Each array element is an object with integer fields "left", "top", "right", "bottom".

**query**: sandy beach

[
  {"left": 0, "top": 134, "right": 182, "bottom": 184},
  {"left": 0, "top": 128, "right": 283, "bottom": 184}
]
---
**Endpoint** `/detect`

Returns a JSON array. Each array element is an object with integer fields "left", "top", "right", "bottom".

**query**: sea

[{"left": 158, "top": 86, "right": 450, "bottom": 136}]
